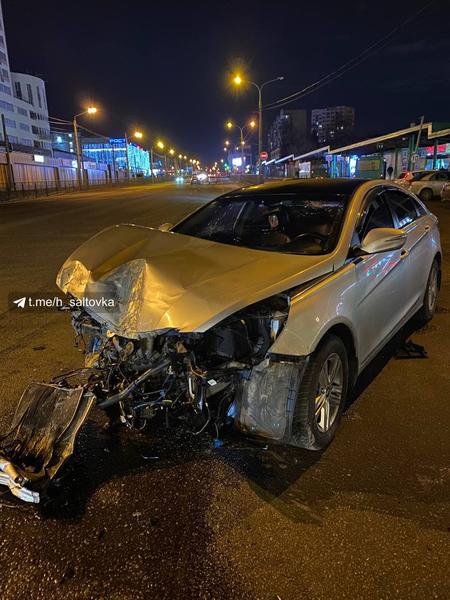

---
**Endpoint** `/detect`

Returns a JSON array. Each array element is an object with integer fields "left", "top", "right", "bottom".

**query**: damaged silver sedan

[{"left": 0, "top": 178, "right": 441, "bottom": 502}]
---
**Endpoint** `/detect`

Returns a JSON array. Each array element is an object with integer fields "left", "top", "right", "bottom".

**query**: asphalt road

[{"left": 0, "top": 181, "right": 449, "bottom": 600}]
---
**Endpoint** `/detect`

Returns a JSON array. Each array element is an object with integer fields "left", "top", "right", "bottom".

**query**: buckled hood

[{"left": 57, "top": 224, "right": 332, "bottom": 338}]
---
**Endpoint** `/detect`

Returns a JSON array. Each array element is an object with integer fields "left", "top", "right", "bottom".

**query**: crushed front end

[
  {"left": 0, "top": 224, "right": 320, "bottom": 502},
  {"left": 68, "top": 292, "right": 296, "bottom": 439}
]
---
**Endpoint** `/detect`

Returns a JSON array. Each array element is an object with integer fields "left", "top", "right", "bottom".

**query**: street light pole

[
  {"left": 150, "top": 147, "right": 155, "bottom": 181},
  {"left": 238, "top": 126, "right": 245, "bottom": 174},
  {"left": 124, "top": 132, "right": 131, "bottom": 180},
  {"left": 73, "top": 115, "right": 83, "bottom": 188},
  {"left": 73, "top": 107, "right": 97, "bottom": 189},
  {"left": 258, "top": 87, "right": 262, "bottom": 173},
  {"left": 226, "top": 120, "right": 255, "bottom": 176},
  {"left": 233, "top": 75, "right": 283, "bottom": 178}
]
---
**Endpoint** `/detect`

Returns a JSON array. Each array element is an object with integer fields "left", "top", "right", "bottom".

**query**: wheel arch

[
  {"left": 314, "top": 322, "right": 359, "bottom": 388},
  {"left": 419, "top": 187, "right": 433, "bottom": 199},
  {"left": 434, "top": 251, "right": 442, "bottom": 288}
]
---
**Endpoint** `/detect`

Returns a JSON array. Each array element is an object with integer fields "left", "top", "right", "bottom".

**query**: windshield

[{"left": 174, "top": 192, "right": 350, "bottom": 254}]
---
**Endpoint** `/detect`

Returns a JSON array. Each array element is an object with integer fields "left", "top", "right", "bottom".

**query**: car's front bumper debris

[{"left": 0, "top": 382, "right": 95, "bottom": 503}]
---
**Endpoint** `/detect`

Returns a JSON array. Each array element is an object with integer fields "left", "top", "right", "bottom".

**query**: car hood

[{"left": 56, "top": 224, "right": 333, "bottom": 338}]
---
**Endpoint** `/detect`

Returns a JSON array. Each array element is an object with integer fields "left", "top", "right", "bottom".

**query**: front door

[{"left": 351, "top": 188, "right": 411, "bottom": 366}]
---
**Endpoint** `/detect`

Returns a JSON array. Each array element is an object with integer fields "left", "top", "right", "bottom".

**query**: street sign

[{"left": 260, "top": 151, "right": 268, "bottom": 160}]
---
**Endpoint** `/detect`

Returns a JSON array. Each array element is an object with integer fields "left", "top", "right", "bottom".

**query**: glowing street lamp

[
  {"left": 225, "top": 119, "right": 257, "bottom": 174},
  {"left": 232, "top": 73, "right": 284, "bottom": 175},
  {"left": 73, "top": 105, "right": 98, "bottom": 188},
  {"left": 133, "top": 130, "right": 143, "bottom": 139}
]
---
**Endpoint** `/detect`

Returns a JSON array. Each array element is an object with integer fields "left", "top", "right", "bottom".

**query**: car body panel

[
  {"left": 270, "top": 181, "right": 441, "bottom": 370},
  {"left": 56, "top": 223, "right": 334, "bottom": 338},
  {"left": 57, "top": 179, "right": 441, "bottom": 371}
]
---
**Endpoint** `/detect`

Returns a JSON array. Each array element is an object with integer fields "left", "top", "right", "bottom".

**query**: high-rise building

[
  {"left": 268, "top": 109, "right": 310, "bottom": 160},
  {"left": 311, "top": 106, "right": 355, "bottom": 145},
  {"left": 0, "top": 1, "right": 52, "bottom": 154}
]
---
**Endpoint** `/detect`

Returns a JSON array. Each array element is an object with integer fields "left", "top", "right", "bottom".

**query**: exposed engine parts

[
  {"left": 70, "top": 292, "right": 291, "bottom": 435},
  {"left": 0, "top": 292, "right": 311, "bottom": 503}
]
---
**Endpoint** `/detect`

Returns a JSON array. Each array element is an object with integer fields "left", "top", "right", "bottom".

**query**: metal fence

[{"left": 0, "top": 174, "right": 174, "bottom": 201}]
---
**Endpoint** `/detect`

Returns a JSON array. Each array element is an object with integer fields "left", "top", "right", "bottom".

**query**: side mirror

[
  {"left": 360, "top": 227, "right": 407, "bottom": 254},
  {"left": 158, "top": 222, "right": 173, "bottom": 232}
]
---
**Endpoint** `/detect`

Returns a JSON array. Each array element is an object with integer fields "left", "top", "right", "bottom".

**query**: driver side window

[{"left": 359, "top": 193, "right": 394, "bottom": 240}]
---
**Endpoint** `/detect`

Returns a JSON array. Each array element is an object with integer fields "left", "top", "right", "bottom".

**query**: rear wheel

[
  {"left": 292, "top": 335, "right": 349, "bottom": 450},
  {"left": 417, "top": 259, "right": 440, "bottom": 322},
  {"left": 419, "top": 188, "right": 433, "bottom": 202}
]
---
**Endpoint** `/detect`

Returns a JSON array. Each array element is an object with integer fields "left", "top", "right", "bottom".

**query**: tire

[
  {"left": 292, "top": 335, "right": 349, "bottom": 450},
  {"left": 419, "top": 188, "right": 433, "bottom": 202},
  {"left": 417, "top": 259, "right": 440, "bottom": 322}
]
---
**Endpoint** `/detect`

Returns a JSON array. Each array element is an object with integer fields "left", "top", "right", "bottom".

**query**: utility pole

[
  {"left": 240, "top": 130, "right": 245, "bottom": 176},
  {"left": 124, "top": 133, "right": 132, "bottom": 179},
  {"left": 232, "top": 75, "right": 283, "bottom": 180},
  {"left": 257, "top": 87, "right": 262, "bottom": 177},
  {"left": 150, "top": 147, "right": 155, "bottom": 181},
  {"left": 72, "top": 107, "right": 98, "bottom": 188},
  {"left": 73, "top": 115, "right": 83, "bottom": 188}
]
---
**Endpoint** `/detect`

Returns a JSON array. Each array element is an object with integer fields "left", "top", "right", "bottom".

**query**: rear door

[
  {"left": 383, "top": 188, "right": 435, "bottom": 310},
  {"left": 352, "top": 187, "right": 411, "bottom": 365}
]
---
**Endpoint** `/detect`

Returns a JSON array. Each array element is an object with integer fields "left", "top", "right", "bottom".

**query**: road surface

[{"left": 0, "top": 181, "right": 449, "bottom": 600}]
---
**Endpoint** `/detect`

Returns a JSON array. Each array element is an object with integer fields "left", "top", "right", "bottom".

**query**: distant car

[
  {"left": 190, "top": 172, "right": 208, "bottom": 184},
  {"left": 215, "top": 174, "right": 232, "bottom": 183},
  {"left": 395, "top": 171, "right": 426, "bottom": 184},
  {"left": 396, "top": 170, "right": 450, "bottom": 201},
  {"left": 174, "top": 176, "right": 184, "bottom": 184}
]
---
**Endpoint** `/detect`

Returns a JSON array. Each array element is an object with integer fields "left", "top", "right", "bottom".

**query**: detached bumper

[{"left": 0, "top": 382, "right": 95, "bottom": 503}]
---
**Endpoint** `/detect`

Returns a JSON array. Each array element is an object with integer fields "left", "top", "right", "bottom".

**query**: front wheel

[
  {"left": 419, "top": 188, "right": 433, "bottom": 202},
  {"left": 292, "top": 335, "right": 349, "bottom": 450},
  {"left": 417, "top": 259, "right": 440, "bottom": 322}
]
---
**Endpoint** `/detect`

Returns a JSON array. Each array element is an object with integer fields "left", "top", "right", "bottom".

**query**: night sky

[{"left": 4, "top": 0, "right": 448, "bottom": 162}]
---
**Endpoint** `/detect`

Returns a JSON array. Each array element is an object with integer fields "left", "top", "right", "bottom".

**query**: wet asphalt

[{"left": 0, "top": 181, "right": 449, "bottom": 600}]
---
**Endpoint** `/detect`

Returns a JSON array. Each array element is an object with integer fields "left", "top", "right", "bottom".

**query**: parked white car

[
  {"left": 0, "top": 179, "right": 442, "bottom": 503},
  {"left": 397, "top": 170, "right": 450, "bottom": 201},
  {"left": 441, "top": 182, "right": 450, "bottom": 202}
]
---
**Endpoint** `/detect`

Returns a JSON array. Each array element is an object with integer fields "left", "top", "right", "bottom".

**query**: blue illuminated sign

[{"left": 109, "top": 138, "right": 126, "bottom": 144}]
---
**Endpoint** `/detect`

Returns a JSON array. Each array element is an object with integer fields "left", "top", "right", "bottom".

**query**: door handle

[
  {"left": 400, "top": 248, "right": 409, "bottom": 259},
  {"left": 424, "top": 225, "right": 431, "bottom": 232}
]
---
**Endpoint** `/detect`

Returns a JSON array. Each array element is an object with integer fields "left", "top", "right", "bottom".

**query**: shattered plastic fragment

[{"left": 0, "top": 383, "right": 95, "bottom": 503}]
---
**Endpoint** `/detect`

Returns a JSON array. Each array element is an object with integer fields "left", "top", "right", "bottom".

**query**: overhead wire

[{"left": 263, "top": 0, "right": 436, "bottom": 111}]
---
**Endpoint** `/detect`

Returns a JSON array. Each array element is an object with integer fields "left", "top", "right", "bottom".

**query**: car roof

[{"left": 223, "top": 178, "right": 368, "bottom": 197}]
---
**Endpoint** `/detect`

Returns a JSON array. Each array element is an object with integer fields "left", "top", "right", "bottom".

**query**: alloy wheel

[
  {"left": 427, "top": 263, "right": 439, "bottom": 314},
  {"left": 315, "top": 353, "right": 343, "bottom": 433}
]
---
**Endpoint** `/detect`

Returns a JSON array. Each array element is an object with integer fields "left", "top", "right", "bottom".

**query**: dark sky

[{"left": 3, "top": 0, "right": 449, "bottom": 162}]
